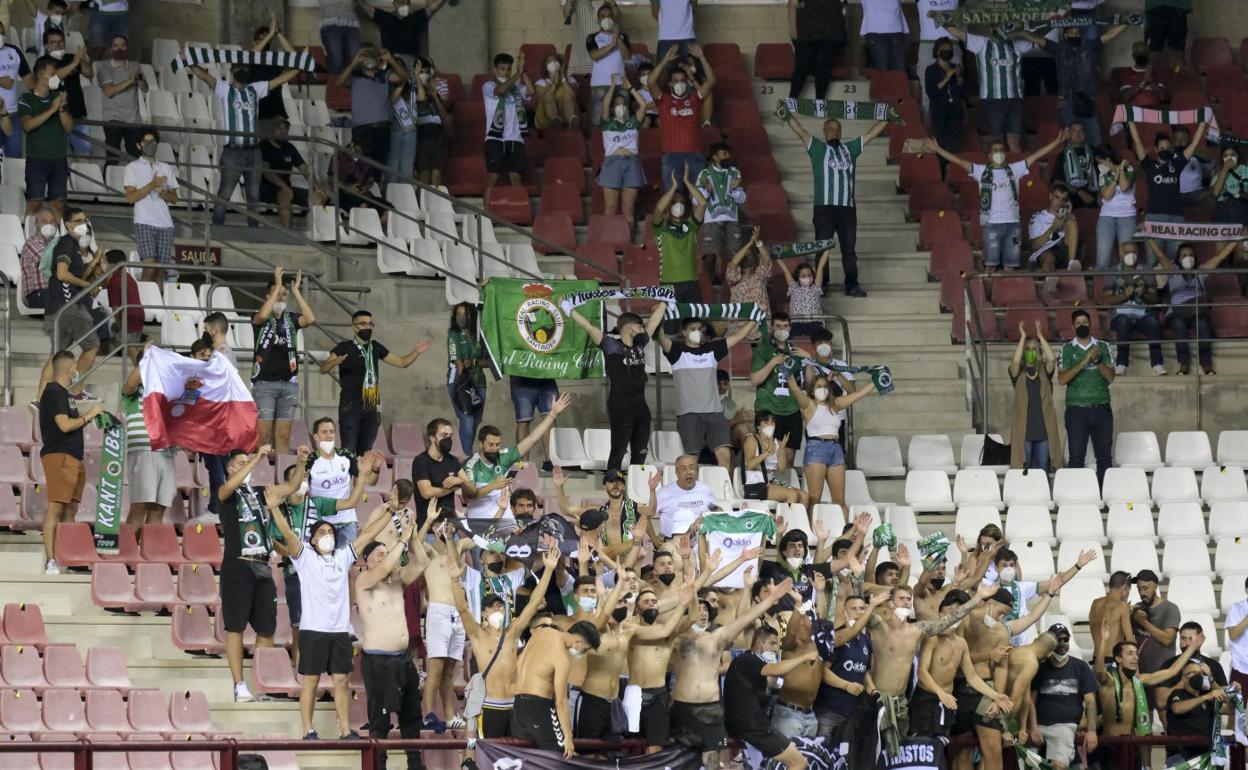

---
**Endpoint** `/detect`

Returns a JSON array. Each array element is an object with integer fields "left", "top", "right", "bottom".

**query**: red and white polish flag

[{"left": 140, "top": 345, "right": 259, "bottom": 455}]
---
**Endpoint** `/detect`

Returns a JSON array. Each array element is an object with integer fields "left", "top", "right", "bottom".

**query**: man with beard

[
  {"left": 1130, "top": 569, "right": 1181, "bottom": 708},
  {"left": 1026, "top": 624, "right": 1099, "bottom": 770},
  {"left": 912, "top": 590, "right": 1012, "bottom": 739},
  {"left": 554, "top": 466, "right": 657, "bottom": 558}
]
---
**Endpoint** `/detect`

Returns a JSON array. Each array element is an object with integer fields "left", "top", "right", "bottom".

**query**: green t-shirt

[
  {"left": 807, "top": 136, "right": 864, "bottom": 208},
  {"left": 1145, "top": 0, "right": 1190, "bottom": 11},
  {"left": 18, "top": 91, "right": 67, "bottom": 161},
  {"left": 463, "top": 446, "right": 524, "bottom": 517},
  {"left": 269, "top": 495, "right": 338, "bottom": 574},
  {"left": 1059, "top": 338, "right": 1114, "bottom": 407},
  {"left": 121, "top": 393, "right": 150, "bottom": 452},
  {"left": 448, "top": 330, "right": 486, "bottom": 389},
  {"left": 750, "top": 330, "right": 800, "bottom": 417},
  {"left": 654, "top": 218, "right": 699, "bottom": 284},
  {"left": 1219, "top": 166, "right": 1248, "bottom": 202}
]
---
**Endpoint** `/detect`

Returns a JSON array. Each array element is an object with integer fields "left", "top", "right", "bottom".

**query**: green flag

[
  {"left": 481, "top": 278, "right": 606, "bottom": 380},
  {"left": 92, "top": 413, "right": 126, "bottom": 554}
]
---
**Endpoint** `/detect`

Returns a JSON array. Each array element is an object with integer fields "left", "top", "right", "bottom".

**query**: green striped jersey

[
  {"left": 806, "top": 136, "right": 864, "bottom": 207},
  {"left": 214, "top": 80, "right": 270, "bottom": 146},
  {"left": 965, "top": 33, "right": 1033, "bottom": 101},
  {"left": 121, "top": 393, "right": 149, "bottom": 451}
]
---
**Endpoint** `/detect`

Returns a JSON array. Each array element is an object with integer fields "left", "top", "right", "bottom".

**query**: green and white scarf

[
  {"left": 170, "top": 46, "right": 317, "bottom": 73},
  {"left": 355, "top": 339, "right": 380, "bottom": 410},
  {"left": 253, "top": 312, "right": 298, "bottom": 382},
  {"left": 801, "top": 358, "right": 895, "bottom": 395},
  {"left": 697, "top": 164, "right": 744, "bottom": 220},
  {"left": 666, "top": 302, "right": 768, "bottom": 322},
  {"left": 769, "top": 239, "right": 837, "bottom": 259},
  {"left": 487, "top": 80, "right": 529, "bottom": 140},
  {"left": 599, "top": 498, "right": 638, "bottom": 547},
  {"left": 776, "top": 98, "right": 901, "bottom": 123},
  {"left": 558, "top": 285, "right": 674, "bottom": 315},
  {"left": 917, "top": 531, "right": 951, "bottom": 571},
  {"left": 1111, "top": 668, "right": 1151, "bottom": 736},
  {"left": 980, "top": 163, "right": 1018, "bottom": 225},
  {"left": 1004, "top": 579, "right": 1023, "bottom": 621},
  {"left": 1061, "top": 145, "right": 1095, "bottom": 189},
  {"left": 235, "top": 484, "right": 272, "bottom": 559},
  {"left": 1109, "top": 105, "right": 1222, "bottom": 143},
  {"left": 92, "top": 412, "right": 126, "bottom": 554}
]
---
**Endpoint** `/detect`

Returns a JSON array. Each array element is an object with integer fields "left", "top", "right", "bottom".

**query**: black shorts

[
  {"left": 297, "top": 630, "right": 354, "bottom": 676},
  {"left": 416, "top": 125, "right": 447, "bottom": 172},
  {"left": 260, "top": 182, "right": 309, "bottom": 208},
  {"left": 909, "top": 688, "right": 953, "bottom": 738},
  {"left": 481, "top": 704, "right": 513, "bottom": 739},
  {"left": 361, "top": 650, "right": 422, "bottom": 731},
  {"left": 671, "top": 700, "right": 727, "bottom": 751},
  {"left": 220, "top": 558, "right": 277, "bottom": 636},
  {"left": 484, "top": 139, "right": 526, "bottom": 175},
  {"left": 511, "top": 694, "right": 567, "bottom": 751},
  {"left": 639, "top": 686, "right": 670, "bottom": 746},
  {"left": 1145, "top": 6, "right": 1188, "bottom": 52},
  {"left": 25, "top": 157, "right": 69, "bottom": 202},
  {"left": 952, "top": 679, "right": 999, "bottom": 735},
  {"left": 772, "top": 410, "right": 804, "bottom": 451},
  {"left": 576, "top": 692, "right": 615, "bottom": 740},
  {"left": 730, "top": 724, "right": 790, "bottom": 759}
]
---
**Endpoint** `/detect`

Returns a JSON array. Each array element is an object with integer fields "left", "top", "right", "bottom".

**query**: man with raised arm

[
  {"left": 449, "top": 543, "right": 560, "bottom": 738},
  {"left": 555, "top": 465, "right": 657, "bottom": 559},
  {"left": 993, "top": 547, "right": 1095, "bottom": 645},
  {"left": 417, "top": 511, "right": 477, "bottom": 731},
  {"left": 1128, "top": 119, "right": 1209, "bottom": 261},
  {"left": 1089, "top": 571, "right": 1136, "bottom": 664},
  {"left": 512, "top": 620, "right": 603, "bottom": 758},
  {"left": 725, "top": 624, "right": 821, "bottom": 770},
  {"left": 782, "top": 107, "right": 889, "bottom": 297},
  {"left": 250, "top": 267, "right": 315, "bottom": 455},
  {"left": 463, "top": 392, "right": 573, "bottom": 517}
]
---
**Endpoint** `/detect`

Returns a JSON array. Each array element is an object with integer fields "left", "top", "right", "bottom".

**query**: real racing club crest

[{"left": 515, "top": 282, "right": 565, "bottom": 354}]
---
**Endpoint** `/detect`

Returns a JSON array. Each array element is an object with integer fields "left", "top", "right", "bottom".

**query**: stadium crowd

[{"left": 14, "top": 0, "right": 1248, "bottom": 769}]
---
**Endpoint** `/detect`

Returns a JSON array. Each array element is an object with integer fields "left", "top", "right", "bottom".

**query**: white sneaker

[
  {"left": 447, "top": 714, "right": 467, "bottom": 729},
  {"left": 1067, "top": 258, "right": 1082, "bottom": 271},
  {"left": 43, "top": 559, "right": 59, "bottom": 575},
  {"left": 1154, "top": 364, "right": 1168, "bottom": 376},
  {"left": 1114, "top": 365, "right": 1126, "bottom": 376},
  {"left": 1043, "top": 276, "right": 1059, "bottom": 294},
  {"left": 234, "top": 682, "right": 254, "bottom": 703}
]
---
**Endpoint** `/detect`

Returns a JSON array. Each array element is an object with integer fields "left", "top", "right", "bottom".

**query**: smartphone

[{"left": 506, "top": 467, "right": 520, "bottom": 480}]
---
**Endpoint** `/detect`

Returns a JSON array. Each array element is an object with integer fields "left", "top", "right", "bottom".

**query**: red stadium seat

[
  {"left": 1019, "top": 177, "right": 1049, "bottom": 211},
  {"left": 449, "top": 125, "right": 485, "bottom": 159},
  {"left": 718, "top": 99, "right": 762, "bottom": 131},
  {"left": 868, "top": 70, "right": 910, "bottom": 102},
  {"left": 1023, "top": 95, "right": 1059, "bottom": 134},
  {"left": 180, "top": 523, "right": 221, "bottom": 568},
  {"left": 85, "top": 647, "right": 133, "bottom": 693},
  {"left": 41, "top": 688, "right": 87, "bottom": 733},
  {"left": 942, "top": 273, "right": 987, "bottom": 312},
  {"left": 887, "top": 124, "right": 927, "bottom": 160},
  {"left": 744, "top": 183, "right": 788, "bottom": 217},
  {"left": 486, "top": 186, "right": 533, "bottom": 225},
  {"left": 638, "top": 128, "right": 662, "bottom": 159},
  {"left": 1212, "top": 303, "right": 1248, "bottom": 337},
  {"left": 253, "top": 647, "right": 302, "bottom": 698},
  {"left": 519, "top": 43, "right": 557, "bottom": 81},
  {"left": 538, "top": 183, "right": 585, "bottom": 224},
  {"left": 704, "top": 43, "right": 745, "bottom": 75},
  {"left": 725, "top": 125, "right": 770, "bottom": 155},
  {"left": 439, "top": 73, "right": 464, "bottom": 103},
  {"left": 908, "top": 181, "right": 953, "bottom": 221},
  {"left": 544, "top": 128, "right": 590, "bottom": 165},
  {"left": 991, "top": 276, "right": 1039, "bottom": 307},
  {"left": 1169, "top": 92, "right": 1209, "bottom": 111},
  {"left": 42, "top": 644, "right": 88, "bottom": 691},
  {"left": 957, "top": 179, "right": 981, "bottom": 220},
  {"left": 389, "top": 423, "right": 425, "bottom": 456},
  {"left": 85, "top": 733, "right": 129, "bottom": 770},
  {"left": 920, "top": 210, "right": 962, "bottom": 249},
  {"left": 531, "top": 213, "right": 576, "bottom": 254},
  {"left": 1043, "top": 277, "right": 1090, "bottom": 307},
  {"left": 170, "top": 604, "right": 222, "bottom": 655},
  {"left": 897, "top": 154, "right": 941, "bottom": 192},
  {"left": 929, "top": 239, "right": 974, "bottom": 282},
  {"left": 622, "top": 245, "right": 660, "bottom": 285},
  {"left": 0, "top": 688, "right": 43, "bottom": 732},
  {"left": 467, "top": 73, "right": 492, "bottom": 102},
  {"left": 953, "top": 304, "right": 1001, "bottom": 342},
  {"left": 169, "top": 691, "right": 216, "bottom": 733},
  {"left": 0, "top": 446, "right": 29, "bottom": 484},
  {"left": 1, "top": 644, "right": 47, "bottom": 691},
  {"left": 446, "top": 156, "right": 487, "bottom": 197},
  {"left": 85, "top": 689, "right": 132, "bottom": 733},
  {"left": 587, "top": 214, "right": 631, "bottom": 253},
  {"left": 0, "top": 407, "right": 34, "bottom": 450},
  {"left": 128, "top": 689, "right": 175, "bottom": 734},
  {"left": 3, "top": 603, "right": 47, "bottom": 649},
  {"left": 1206, "top": 273, "right": 1243, "bottom": 300},
  {"left": 125, "top": 733, "right": 170, "bottom": 770},
  {"left": 134, "top": 563, "right": 178, "bottom": 609},
  {"left": 734, "top": 154, "right": 780, "bottom": 184},
  {"left": 574, "top": 243, "right": 621, "bottom": 282},
  {"left": 542, "top": 156, "right": 586, "bottom": 194},
  {"left": 0, "top": 485, "right": 19, "bottom": 528},
  {"left": 325, "top": 81, "right": 350, "bottom": 112},
  {"left": 1191, "top": 37, "right": 1232, "bottom": 74},
  {"left": 138, "top": 524, "right": 183, "bottom": 568},
  {"left": 753, "top": 211, "right": 797, "bottom": 243},
  {"left": 53, "top": 521, "right": 99, "bottom": 569},
  {"left": 754, "top": 43, "right": 795, "bottom": 80},
  {"left": 38, "top": 731, "right": 79, "bottom": 770}
]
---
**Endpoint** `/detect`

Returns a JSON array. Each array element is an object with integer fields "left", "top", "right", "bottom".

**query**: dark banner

[
  {"left": 475, "top": 740, "right": 699, "bottom": 770},
  {"left": 459, "top": 514, "right": 580, "bottom": 569}
]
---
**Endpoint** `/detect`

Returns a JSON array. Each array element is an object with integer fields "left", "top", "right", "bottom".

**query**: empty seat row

[
  {"left": 0, "top": 686, "right": 217, "bottom": 735},
  {"left": 0, "top": 644, "right": 130, "bottom": 693},
  {"left": 989, "top": 501, "right": 1248, "bottom": 545}
]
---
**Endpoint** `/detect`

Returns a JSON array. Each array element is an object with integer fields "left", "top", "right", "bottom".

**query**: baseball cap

[
  {"left": 579, "top": 508, "right": 607, "bottom": 531},
  {"left": 991, "top": 588, "right": 1014, "bottom": 606},
  {"left": 1046, "top": 622, "right": 1071, "bottom": 640},
  {"left": 603, "top": 469, "right": 625, "bottom": 484},
  {"left": 1133, "top": 569, "right": 1160, "bottom": 584}
]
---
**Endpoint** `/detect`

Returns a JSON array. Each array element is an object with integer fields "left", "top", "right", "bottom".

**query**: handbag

[
  {"left": 453, "top": 372, "right": 484, "bottom": 414},
  {"left": 981, "top": 435, "right": 1012, "bottom": 466},
  {"left": 464, "top": 621, "right": 509, "bottom": 719}
]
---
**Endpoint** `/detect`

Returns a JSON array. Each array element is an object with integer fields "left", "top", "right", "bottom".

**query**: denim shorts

[
  {"left": 25, "top": 158, "right": 69, "bottom": 202},
  {"left": 804, "top": 437, "right": 845, "bottom": 467},
  {"left": 253, "top": 379, "right": 299, "bottom": 421},
  {"left": 981, "top": 98, "right": 1023, "bottom": 138},
  {"left": 984, "top": 222, "right": 1022, "bottom": 269},
  {"left": 510, "top": 376, "right": 558, "bottom": 422},
  {"left": 597, "top": 154, "right": 645, "bottom": 189}
]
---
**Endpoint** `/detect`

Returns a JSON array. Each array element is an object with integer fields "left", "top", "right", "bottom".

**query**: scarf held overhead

[
  {"left": 557, "top": 285, "right": 674, "bottom": 315},
  {"left": 171, "top": 46, "right": 317, "bottom": 73},
  {"left": 769, "top": 239, "right": 837, "bottom": 259},
  {"left": 1109, "top": 105, "right": 1221, "bottom": 142},
  {"left": 666, "top": 302, "right": 768, "bottom": 322},
  {"left": 775, "top": 98, "right": 902, "bottom": 123},
  {"left": 801, "top": 358, "right": 895, "bottom": 395}
]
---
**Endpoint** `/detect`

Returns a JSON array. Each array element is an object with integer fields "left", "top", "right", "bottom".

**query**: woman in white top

[
  {"left": 596, "top": 74, "right": 648, "bottom": 228},
  {"left": 1094, "top": 146, "right": 1139, "bottom": 269},
  {"left": 860, "top": 0, "right": 909, "bottom": 71},
  {"left": 787, "top": 372, "right": 876, "bottom": 514},
  {"left": 534, "top": 53, "right": 581, "bottom": 129},
  {"left": 741, "top": 411, "right": 808, "bottom": 508}
]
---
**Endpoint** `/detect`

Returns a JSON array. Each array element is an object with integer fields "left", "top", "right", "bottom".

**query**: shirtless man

[
  {"left": 627, "top": 587, "right": 689, "bottom": 753},
  {"left": 914, "top": 536, "right": 995, "bottom": 622},
  {"left": 448, "top": 545, "right": 559, "bottom": 738},
  {"left": 1088, "top": 571, "right": 1136, "bottom": 663},
  {"left": 670, "top": 578, "right": 794, "bottom": 769},
  {"left": 418, "top": 511, "right": 477, "bottom": 730},
  {"left": 772, "top": 611, "right": 831, "bottom": 738},
  {"left": 355, "top": 509, "right": 429, "bottom": 770},
  {"left": 580, "top": 583, "right": 696, "bottom": 739},
  {"left": 868, "top": 581, "right": 1002, "bottom": 756},
  {"left": 512, "top": 620, "right": 603, "bottom": 758},
  {"left": 912, "top": 590, "right": 1012, "bottom": 739},
  {"left": 555, "top": 466, "right": 658, "bottom": 559},
  {"left": 999, "top": 632, "right": 1060, "bottom": 734}
]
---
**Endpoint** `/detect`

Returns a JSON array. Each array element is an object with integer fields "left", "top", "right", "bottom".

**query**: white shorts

[
  {"left": 1039, "top": 722, "right": 1077, "bottom": 766},
  {"left": 424, "top": 601, "right": 466, "bottom": 660},
  {"left": 128, "top": 447, "right": 177, "bottom": 508}
]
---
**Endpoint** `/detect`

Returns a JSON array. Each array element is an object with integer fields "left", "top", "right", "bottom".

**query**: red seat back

[
  {"left": 542, "top": 156, "right": 585, "bottom": 194},
  {"left": 538, "top": 184, "right": 585, "bottom": 225},
  {"left": 486, "top": 186, "right": 533, "bottom": 226},
  {"left": 586, "top": 214, "right": 631, "bottom": 253},
  {"left": 574, "top": 243, "right": 621, "bottom": 283},
  {"left": 754, "top": 43, "right": 795, "bottom": 80},
  {"left": 531, "top": 213, "right": 576, "bottom": 254},
  {"left": 704, "top": 43, "right": 744, "bottom": 75}
]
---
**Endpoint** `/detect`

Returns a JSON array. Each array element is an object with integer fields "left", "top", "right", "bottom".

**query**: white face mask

[
  {"left": 49, "top": 49, "right": 64, "bottom": 60},
  {"left": 773, "top": 329, "right": 790, "bottom": 343},
  {"left": 486, "top": 611, "right": 505, "bottom": 630},
  {"left": 273, "top": 301, "right": 288, "bottom": 315},
  {"left": 838, "top": 567, "right": 852, "bottom": 578},
  {"left": 568, "top": 647, "right": 585, "bottom": 659},
  {"left": 999, "top": 567, "right": 1017, "bottom": 584},
  {"left": 49, "top": 14, "right": 63, "bottom": 25},
  {"left": 691, "top": 623, "right": 707, "bottom": 634},
  {"left": 546, "top": 61, "right": 560, "bottom": 75},
  {"left": 1181, "top": 256, "right": 1196, "bottom": 270},
  {"left": 672, "top": 81, "right": 688, "bottom": 97},
  {"left": 991, "top": 151, "right": 1006, "bottom": 165},
  {"left": 686, "top": 329, "right": 702, "bottom": 346},
  {"left": 397, "top": 3, "right": 410, "bottom": 16},
  {"left": 816, "top": 343, "right": 833, "bottom": 358},
  {"left": 318, "top": 440, "right": 335, "bottom": 456},
  {"left": 761, "top": 424, "right": 775, "bottom": 439},
  {"left": 1052, "top": 654, "right": 1069, "bottom": 665},
  {"left": 418, "top": 72, "right": 430, "bottom": 83},
  {"left": 613, "top": 104, "right": 627, "bottom": 120},
  {"left": 984, "top": 614, "right": 1000, "bottom": 629},
  {"left": 578, "top": 596, "right": 598, "bottom": 613},
  {"left": 47, "top": 74, "right": 60, "bottom": 90},
  {"left": 1122, "top": 252, "right": 1138, "bottom": 267},
  {"left": 77, "top": 234, "right": 91, "bottom": 249},
  {"left": 894, "top": 607, "right": 912, "bottom": 622},
  {"left": 316, "top": 534, "right": 335, "bottom": 553},
  {"left": 799, "top": 276, "right": 814, "bottom": 287},
  {"left": 71, "top": 223, "right": 88, "bottom": 238},
  {"left": 845, "top": 616, "right": 856, "bottom": 627},
  {"left": 785, "top": 555, "right": 804, "bottom": 569},
  {"left": 296, "top": 481, "right": 308, "bottom": 497},
  {"left": 759, "top": 650, "right": 780, "bottom": 664},
  {"left": 39, "top": 223, "right": 57, "bottom": 239},
  {"left": 669, "top": 202, "right": 686, "bottom": 220},
  {"left": 813, "top": 387, "right": 829, "bottom": 402}
]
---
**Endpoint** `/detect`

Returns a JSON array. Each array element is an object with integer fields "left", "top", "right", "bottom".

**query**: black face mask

[
  {"left": 937, "top": 49, "right": 953, "bottom": 61},
  {"left": 633, "top": 332, "right": 649, "bottom": 349},
  {"left": 612, "top": 606, "right": 629, "bottom": 623},
  {"left": 1075, "top": 324, "right": 1091, "bottom": 339},
  {"left": 706, "top": 605, "right": 719, "bottom": 623},
  {"left": 1134, "top": 55, "right": 1150, "bottom": 67},
  {"left": 357, "top": 328, "right": 373, "bottom": 342},
  {"left": 1068, "top": 36, "right": 1082, "bottom": 48},
  {"left": 827, "top": 138, "right": 841, "bottom": 148},
  {"left": 657, "top": 573, "right": 676, "bottom": 586},
  {"left": 436, "top": 437, "right": 454, "bottom": 455},
  {"left": 930, "top": 577, "right": 945, "bottom": 589},
  {"left": 1159, "top": 150, "right": 1174, "bottom": 161},
  {"left": 1121, "top": 667, "right": 1137, "bottom": 678},
  {"left": 233, "top": 68, "right": 250, "bottom": 83},
  {"left": 486, "top": 561, "right": 505, "bottom": 574},
  {"left": 641, "top": 608, "right": 660, "bottom": 624},
  {"left": 516, "top": 514, "right": 534, "bottom": 526},
  {"left": 483, "top": 451, "right": 501, "bottom": 465},
  {"left": 1188, "top": 673, "right": 1208, "bottom": 691}
]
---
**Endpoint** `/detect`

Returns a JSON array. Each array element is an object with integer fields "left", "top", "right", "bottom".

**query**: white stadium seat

[
  {"left": 626, "top": 464, "right": 659, "bottom": 503},
  {"left": 1106, "top": 503, "right": 1156, "bottom": 542},
  {"left": 1052, "top": 468, "right": 1103, "bottom": 507},
  {"left": 1168, "top": 576, "right": 1218, "bottom": 615},
  {"left": 960, "top": 434, "right": 1009, "bottom": 473},
  {"left": 885, "top": 506, "right": 921, "bottom": 542},
  {"left": 1221, "top": 575, "right": 1248, "bottom": 615},
  {"left": 1156, "top": 502, "right": 1207, "bottom": 542},
  {"left": 1160, "top": 538, "right": 1212, "bottom": 577},
  {"left": 1216, "top": 431, "right": 1248, "bottom": 467},
  {"left": 1215, "top": 538, "right": 1248, "bottom": 575},
  {"left": 1202, "top": 465, "right": 1248, "bottom": 503},
  {"left": 1054, "top": 504, "right": 1107, "bottom": 544},
  {"left": 955, "top": 505, "right": 1003, "bottom": 543},
  {"left": 1115, "top": 431, "right": 1164, "bottom": 470},
  {"left": 163, "top": 282, "right": 203, "bottom": 323},
  {"left": 581, "top": 429, "right": 612, "bottom": 471},
  {"left": 1208, "top": 502, "right": 1248, "bottom": 540},
  {"left": 905, "top": 470, "right": 954, "bottom": 512},
  {"left": 1102, "top": 468, "right": 1152, "bottom": 506},
  {"left": 953, "top": 469, "right": 1003, "bottom": 509},
  {"left": 848, "top": 505, "right": 883, "bottom": 534},
  {"left": 1165, "top": 431, "right": 1214, "bottom": 468},
  {"left": 812, "top": 504, "right": 846, "bottom": 535},
  {"left": 1002, "top": 468, "right": 1053, "bottom": 508},
  {"left": 406, "top": 239, "right": 446, "bottom": 278},
  {"left": 1058, "top": 540, "right": 1106, "bottom": 578},
  {"left": 856, "top": 436, "right": 905, "bottom": 478},
  {"left": 1004, "top": 504, "right": 1056, "bottom": 545},
  {"left": 1150, "top": 467, "right": 1200, "bottom": 504},
  {"left": 845, "top": 471, "right": 877, "bottom": 506},
  {"left": 549, "top": 428, "right": 592, "bottom": 469},
  {"left": 776, "top": 503, "right": 814, "bottom": 539},
  {"left": 907, "top": 435, "right": 957, "bottom": 474},
  {"left": 1060, "top": 577, "right": 1106, "bottom": 622},
  {"left": 1012, "top": 540, "right": 1054, "bottom": 581},
  {"left": 1109, "top": 539, "right": 1160, "bottom": 579},
  {"left": 700, "top": 467, "right": 741, "bottom": 509},
  {"left": 651, "top": 431, "right": 683, "bottom": 465}
]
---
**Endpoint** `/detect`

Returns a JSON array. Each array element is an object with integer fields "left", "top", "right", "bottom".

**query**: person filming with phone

[
  {"left": 461, "top": 392, "right": 573, "bottom": 517},
  {"left": 1028, "top": 183, "right": 1081, "bottom": 293}
]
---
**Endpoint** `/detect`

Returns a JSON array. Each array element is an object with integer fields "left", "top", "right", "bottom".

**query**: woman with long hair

[
  {"left": 446, "top": 302, "right": 486, "bottom": 452},
  {"left": 786, "top": 372, "right": 876, "bottom": 512}
]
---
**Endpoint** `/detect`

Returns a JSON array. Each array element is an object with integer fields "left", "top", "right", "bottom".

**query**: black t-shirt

[
  {"left": 757, "top": 561, "right": 829, "bottom": 608},
  {"left": 924, "top": 62, "right": 965, "bottom": 121},
  {"left": 259, "top": 140, "right": 305, "bottom": 195},
  {"left": 252, "top": 311, "right": 302, "bottom": 382},
  {"left": 45, "top": 236, "right": 87, "bottom": 314},
  {"left": 1166, "top": 689, "right": 1217, "bottom": 757},
  {"left": 723, "top": 651, "right": 769, "bottom": 732},
  {"left": 1032, "top": 657, "right": 1098, "bottom": 725},
  {"left": 1142, "top": 155, "right": 1184, "bottom": 216},
  {"left": 251, "top": 63, "right": 287, "bottom": 120},
  {"left": 411, "top": 450, "right": 461, "bottom": 523},
  {"left": 376, "top": 8, "right": 427, "bottom": 57},
  {"left": 330, "top": 338, "right": 391, "bottom": 409},
  {"left": 220, "top": 484, "right": 271, "bottom": 562},
  {"left": 39, "top": 381, "right": 82, "bottom": 459},
  {"left": 600, "top": 334, "right": 647, "bottom": 408}
]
